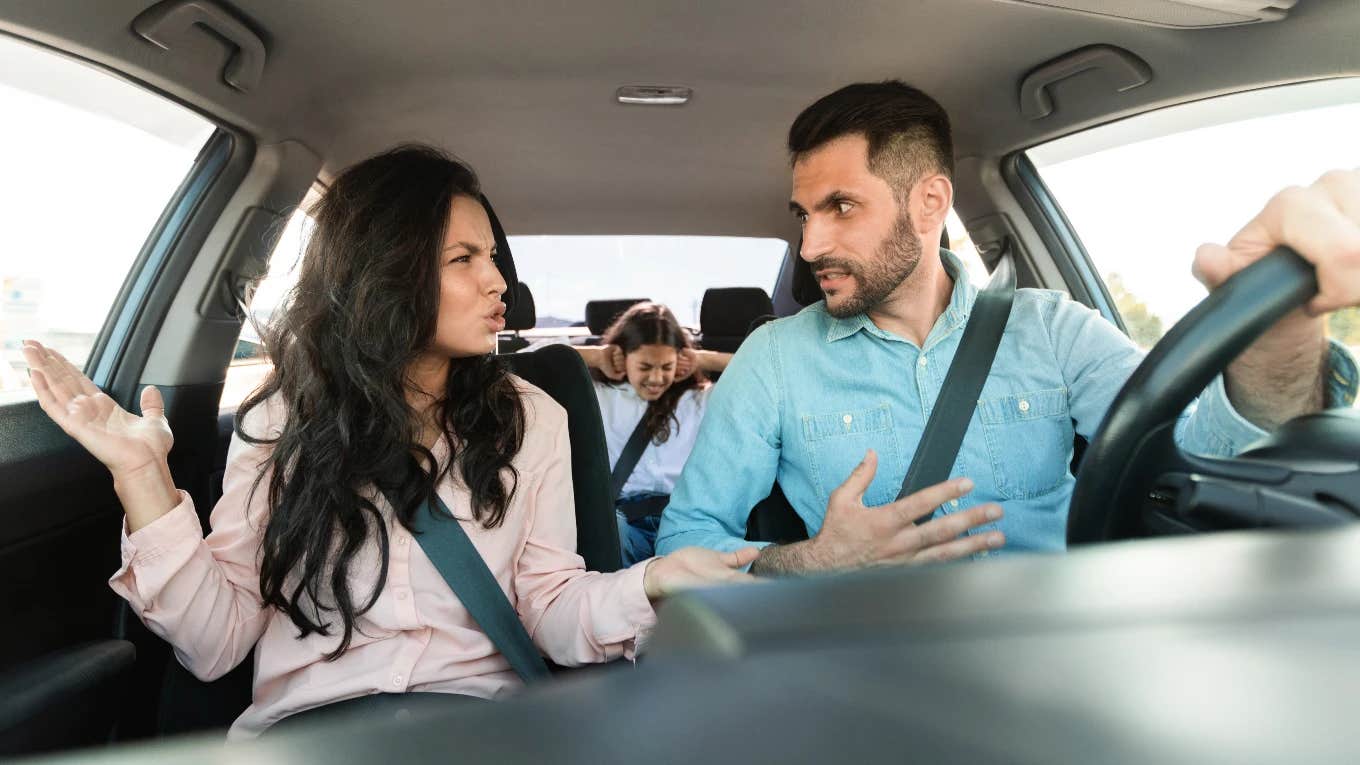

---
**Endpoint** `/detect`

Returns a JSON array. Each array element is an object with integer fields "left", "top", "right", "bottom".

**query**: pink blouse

[{"left": 109, "top": 379, "right": 655, "bottom": 739}]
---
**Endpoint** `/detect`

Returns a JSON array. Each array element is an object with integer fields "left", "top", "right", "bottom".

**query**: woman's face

[
  {"left": 625, "top": 343, "right": 678, "bottom": 401},
  {"left": 430, "top": 194, "right": 508, "bottom": 358}
]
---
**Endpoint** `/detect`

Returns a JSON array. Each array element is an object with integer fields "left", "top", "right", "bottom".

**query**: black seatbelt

[
  {"left": 610, "top": 416, "right": 652, "bottom": 501},
  {"left": 897, "top": 248, "right": 1017, "bottom": 519},
  {"left": 411, "top": 493, "right": 550, "bottom": 684}
]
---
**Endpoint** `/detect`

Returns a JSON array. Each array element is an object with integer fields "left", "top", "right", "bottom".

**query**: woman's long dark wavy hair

[
  {"left": 591, "top": 302, "right": 708, "bottom": 445},
  {"left": 236, "top": 144, "right": 526, "bottom": 659}
]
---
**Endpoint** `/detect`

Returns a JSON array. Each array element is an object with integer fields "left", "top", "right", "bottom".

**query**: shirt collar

[{"left": 823, "top": 249, "right": 978, "bottom": 348}]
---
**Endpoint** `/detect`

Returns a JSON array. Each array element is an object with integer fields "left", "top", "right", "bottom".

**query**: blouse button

[
  {"left": 1018, "top": 399, "right": 1030, "bottom": 413},
  {"left": 842, "top": 414, "right": 853, "bottom": 425},
  {"left": 395, "top": 589, "right": 409, "bottom": 601}
]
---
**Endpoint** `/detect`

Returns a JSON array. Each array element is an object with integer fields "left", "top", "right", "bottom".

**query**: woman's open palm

[{"left": 22, "top": 340, "right": 173, "bottom": 476}]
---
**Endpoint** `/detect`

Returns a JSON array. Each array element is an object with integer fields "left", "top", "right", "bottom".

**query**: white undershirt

[{"left": 593, "top": 381, "right": 711, "bottom": 497}]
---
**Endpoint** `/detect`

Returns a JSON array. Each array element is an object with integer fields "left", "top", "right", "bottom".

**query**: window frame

[{"left": 0, "top": 31, "right": 258, "bottom": 409}]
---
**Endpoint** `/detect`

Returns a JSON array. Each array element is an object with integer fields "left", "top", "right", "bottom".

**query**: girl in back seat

[
  {"left": 576, "top": 303, "right": 731, "bottom": 564},
  {"left": 22, "top": 145, "right": 756, "bottom": 739}
]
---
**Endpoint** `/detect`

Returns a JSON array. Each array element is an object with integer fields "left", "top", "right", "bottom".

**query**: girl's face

[
  {"left": 625, "top": 343, "right": 678, "bottom": 401},
  {"left": 429, "top": 194, "right": 508, "bottom": 358}
]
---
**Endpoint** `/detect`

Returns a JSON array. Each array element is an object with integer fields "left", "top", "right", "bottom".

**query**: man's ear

[{"left": 913, "top": 174, "right": 954, "bottom": 236}]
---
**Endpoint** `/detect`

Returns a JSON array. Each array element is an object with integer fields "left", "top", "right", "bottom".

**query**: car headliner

[{"left": 2, "top": 0, "right": 1357, "bottom": 240}]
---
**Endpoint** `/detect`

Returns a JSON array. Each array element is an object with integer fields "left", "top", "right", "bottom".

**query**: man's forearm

[
  {"left": 750, "top": 539, "right": 825, "bottom": 576},
  {"left": 1225, "top": 321, "right": 1327, "bottom": 430}
]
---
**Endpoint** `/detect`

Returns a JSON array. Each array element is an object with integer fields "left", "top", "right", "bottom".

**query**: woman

[
  {"left": 23, "top": 145, "right": 755, "bottom": 739},
  {"left": 575, "top": 303, "right": 731, "bottom": 564}
]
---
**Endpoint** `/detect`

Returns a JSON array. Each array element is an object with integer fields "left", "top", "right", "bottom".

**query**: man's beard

[{"left": 816, "top": 209, "right": 922, "bottom": 319}]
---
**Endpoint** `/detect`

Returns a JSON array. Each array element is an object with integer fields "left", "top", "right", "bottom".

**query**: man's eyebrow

[{"left": 789, "top": 190, "right": 852, "bottom": 215}]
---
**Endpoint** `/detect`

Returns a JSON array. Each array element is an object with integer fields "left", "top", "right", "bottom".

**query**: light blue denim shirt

[{"left": 656, "top": 250, "right": 1358, "bottom": 556}]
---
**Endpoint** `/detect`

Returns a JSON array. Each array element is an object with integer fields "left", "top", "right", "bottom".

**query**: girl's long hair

[
  {"left": 236, "top": 144, "right": 525, "bottom": 658},
  {"left": 591, "top": 302, "right": 707, "bottom": 444}
]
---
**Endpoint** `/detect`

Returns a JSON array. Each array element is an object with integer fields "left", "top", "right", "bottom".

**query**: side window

[
  {"left": 0, "top": 35, "right": 214, "bottom": 405},
  {"left": 1028, "top": 79, "right": 1360, "bottom": 351},
  {"left": 219, "top": 205, "right": 313, "bottom": 411}
]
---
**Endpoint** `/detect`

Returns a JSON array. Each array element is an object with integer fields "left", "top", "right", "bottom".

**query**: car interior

[{"left": 1, "top": 0, "right": 1359, "bottom": 762}]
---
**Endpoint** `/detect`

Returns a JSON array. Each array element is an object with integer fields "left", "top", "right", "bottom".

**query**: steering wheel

[{"left": 1067, "top": 247, "right": 1360, "bottom": 546}]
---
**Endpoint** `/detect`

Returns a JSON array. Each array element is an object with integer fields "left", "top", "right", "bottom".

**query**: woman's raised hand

[
  {"left": 22, "top": 341, "right": 180, "bottom": 530},
  {"left": 22, "top": 340, "right": 174, "bottom": 475}
]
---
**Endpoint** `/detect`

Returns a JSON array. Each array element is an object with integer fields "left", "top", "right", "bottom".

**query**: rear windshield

[{"left": 506, "top": 236, "right": 788, "bottom": 329}]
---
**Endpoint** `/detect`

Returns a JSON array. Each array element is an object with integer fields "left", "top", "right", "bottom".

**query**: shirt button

[
  {"left": 395, "top": 535, "right": 409, "bottom": 546},
  {"left": 395, "top": 589, "right": 409, "bottom": 601},
  {"left": 1018, "top": 399, "right": 1030, "bottom": 413},
  {"left": 917, "top": 357, "right": 928, "bottom": 367},
  {"left": 949, "top": 499, "right": 960, "bottom": 508},
  {"left": 842, "top": 414, "right": 853, "bottom": 425},
  {"left": 392, "top": 674, "right": 404, "bottom": 687}
]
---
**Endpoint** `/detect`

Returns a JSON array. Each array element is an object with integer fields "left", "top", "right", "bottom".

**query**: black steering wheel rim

[{"left": 1066, "top": 248, "right": 1319, "bottom": 546}]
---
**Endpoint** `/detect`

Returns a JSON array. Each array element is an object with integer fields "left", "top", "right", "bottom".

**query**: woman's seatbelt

[
  {"left": 897, "top": 248, "right": 1017, "bottom": 518},
  {"left": 411, "top": 493, "right": 551, "bottom": 684}
]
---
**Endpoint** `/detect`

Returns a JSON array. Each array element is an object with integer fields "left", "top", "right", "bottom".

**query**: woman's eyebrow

[{"left": 442, "top": 241, "right": 485, "bottom": 254}]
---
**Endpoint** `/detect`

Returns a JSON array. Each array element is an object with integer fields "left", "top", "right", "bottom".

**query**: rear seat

[
  {"left": 583, "top": 298, "right": 649, "bottom": 344},
  {"left": 497, "top": 281, "right": 535, "bottom": 354},
  {"left": 698, "top": 287, "right": 774, "bottom": 353}
]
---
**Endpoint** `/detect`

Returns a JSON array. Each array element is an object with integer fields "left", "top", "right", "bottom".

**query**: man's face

[{"left": 790, "top": 135, "right": 922, "bottom": 318}]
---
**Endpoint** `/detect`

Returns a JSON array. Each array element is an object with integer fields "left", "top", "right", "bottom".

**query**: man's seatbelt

[
  {"left": 411, "top": 493, "right": 551, "bottom": 684},
  {"left": 610, "top": 417, "right": 652, "bottom": 501},
  {"left": 897, "top": 248, "right": 1017, "bottom": 519}
]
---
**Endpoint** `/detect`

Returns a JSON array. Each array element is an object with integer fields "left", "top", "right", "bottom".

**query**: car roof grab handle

[
  {"left": 1019, "top": 44, "right": 1152, "bottom": 121},
  {"left": 133, "top": 0, "right": 267, "bottom": 93}
]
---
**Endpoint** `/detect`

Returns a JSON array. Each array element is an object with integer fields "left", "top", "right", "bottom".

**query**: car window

[
  {"left": 1028, "top": 79, "right": 1360, "bottom": 353},
  {"left": 219, "top": 206, "right": 314, "bottom": 411},
  {"left": 0, "top": 35, "right": 215, "bottom": 405}
]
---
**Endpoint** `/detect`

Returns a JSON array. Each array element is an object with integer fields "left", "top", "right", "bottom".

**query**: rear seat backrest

[
  {"left": 583, "top": 298, "right": 649, "bottom": 344},
  {"left": 698, "top": 287, "right": 774, "bottom": 353},
  {"left": 498, "top": 281, "right": 536, "bottom": 354}
]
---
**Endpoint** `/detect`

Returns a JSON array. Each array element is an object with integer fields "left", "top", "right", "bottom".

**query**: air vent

[
  {"left": 997, "top": 0, "right": 1297, "bottom": 28},
  {"left": 615, "top": 85, "right": 692, "bottom": 106}
]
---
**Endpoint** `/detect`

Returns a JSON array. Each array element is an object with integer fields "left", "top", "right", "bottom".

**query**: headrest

[
  {"left": 790, "top": 226, "right": 953, "bottom": 307},
  {"left": 479, "top": 194, "right": 519, "bottom": 313},
  {"left": 585, "top": 298, "right": 649, "bottom": 335},
  {"left": 700, "top": 287, "right": 774, "bottom": 337},
  {"left": 505, "top": 281, "right": 536, "bottom": 331}
]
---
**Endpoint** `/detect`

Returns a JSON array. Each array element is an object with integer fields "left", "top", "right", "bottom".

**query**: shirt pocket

[
  {"left": 977, "top": 387, "right": 1072, "bottom": 501},
  {"left": 801, "top": 404, "right": 900, "bottom": 507}
]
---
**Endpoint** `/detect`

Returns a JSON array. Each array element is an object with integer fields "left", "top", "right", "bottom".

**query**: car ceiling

[{"left": 2, "top": 0, "right": 1357, "bottom": 240}]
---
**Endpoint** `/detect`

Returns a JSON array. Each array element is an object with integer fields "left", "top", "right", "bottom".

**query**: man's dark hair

[{"left": 788, "top": 80, "right": 954, "bottom": 196}]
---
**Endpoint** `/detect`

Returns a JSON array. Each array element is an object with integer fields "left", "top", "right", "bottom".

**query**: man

[{"left": 655, "top": 81, "right": 1360, "bottom": 574}]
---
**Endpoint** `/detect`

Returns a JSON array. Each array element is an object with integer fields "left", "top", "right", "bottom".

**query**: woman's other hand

[{"left": 642, "top": 546, "right": 759, "bottom": 600}]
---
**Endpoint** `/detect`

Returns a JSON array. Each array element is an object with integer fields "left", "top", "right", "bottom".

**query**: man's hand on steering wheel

[{"left": 1192, "top": 169, "right": 1360, "bottom": 429}]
